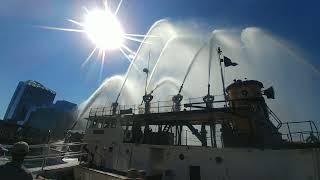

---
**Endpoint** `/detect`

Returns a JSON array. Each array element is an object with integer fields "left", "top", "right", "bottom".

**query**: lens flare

[
  {"left": 84, "top": 9, "right": 124, "bottom": 50},
  {"left": 39, "top": 0, "right": 158, "bottom": 81}
]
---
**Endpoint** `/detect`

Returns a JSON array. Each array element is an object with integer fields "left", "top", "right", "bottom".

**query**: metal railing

[
  {"left": 87, "top": 97, "right": 320, "bottom": 146},
  {"left": 280, "top": 121, "right": 319, "bottom": 143},
  {"left": 1, "top": 142, "right": 87, "bottom": 171},
  {"left": 88, "top": 95, "right": 226, "bottom": 117},
  {"left": 267, "top": 106, "right": 282, "bottom": 129}
]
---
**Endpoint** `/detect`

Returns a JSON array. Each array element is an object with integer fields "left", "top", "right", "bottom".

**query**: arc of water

[
  {"left": 115, "top": 19, "right": 170, "bottom": 103},
  {"left": 150, "top": 77, "right": 180, "bottom": 94},
  {"left": 208, "top": 37, "right": 214, "bottom": 94},
  {"left": 178, "top": 40, "right": 209, "bottom": 94},
  {"left": 140, "top": 77, "right": 180, "bottom": 106},
  {"left": 145, "top": 36, "right": 177, "bottom": 92},
  {"left": 74, "top": 75, "right": 124, "bottom": 129}
]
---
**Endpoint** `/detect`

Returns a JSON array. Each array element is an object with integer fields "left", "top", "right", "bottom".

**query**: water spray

[
  {"left": 203, "top": 37, "right": 215, "bottom": 109},
  {"left": 146, "top": 36, "right": 177, "bottom": 91},
  {"left": 110, "top": 20, "right": 168, "bottom": 115},
  {"left": 173, "top": 39, "right": 208, "bottom": 111}
]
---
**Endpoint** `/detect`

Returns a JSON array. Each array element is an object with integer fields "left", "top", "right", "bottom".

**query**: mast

[{"left": 217, "top": 47, "right": 227, "bottom": 103}]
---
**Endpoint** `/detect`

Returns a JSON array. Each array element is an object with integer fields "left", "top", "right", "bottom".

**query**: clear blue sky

[{"left": 0, "top": 0, "right": 319, "bottom": 119}]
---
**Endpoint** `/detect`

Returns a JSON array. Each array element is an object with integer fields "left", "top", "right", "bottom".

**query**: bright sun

[
  {"left": 84, "top": 9, "right": 124, "bottom": 50},
  {"left": 40, "top": 0, "right": 154, "bottom": 80}
]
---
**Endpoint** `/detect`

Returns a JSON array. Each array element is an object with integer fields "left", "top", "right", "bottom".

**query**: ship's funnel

[{"left": 263, "top": 86, "right": 275, "bottom": 99}]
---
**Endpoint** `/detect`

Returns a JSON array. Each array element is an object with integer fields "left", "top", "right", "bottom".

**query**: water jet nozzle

[
  {"left": 143, "top": 93, "right": 153, "bottom": 114},
  {"left": 203, "top": 94, "right": 214, "bottom": 109},
  {"left": 172, "top": 93, "right": 183, "bottom": 112},
  {"left": 111, "top": 102, "right": 119, "bottom": 115}
]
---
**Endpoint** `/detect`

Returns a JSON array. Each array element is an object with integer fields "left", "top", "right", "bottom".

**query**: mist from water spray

[{"left": 75, "top": 19, "right": 320, "bottom": 130}]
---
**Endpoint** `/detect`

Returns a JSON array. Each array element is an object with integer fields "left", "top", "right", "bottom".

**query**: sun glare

[
  {"left": 84, "top": 9, "right": 124, "bottom": 50},
  {"left": 40, "top": 0, "right": 155, "bottom": 81}
]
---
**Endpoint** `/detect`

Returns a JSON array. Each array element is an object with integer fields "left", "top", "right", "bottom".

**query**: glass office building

[{"left": 4, "top": 80, "right": 56, "bottom": 122}]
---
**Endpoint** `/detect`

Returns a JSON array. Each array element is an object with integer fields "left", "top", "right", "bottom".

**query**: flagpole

[{"left": 217, "top": 47, "right": 227, "bottom": 104}]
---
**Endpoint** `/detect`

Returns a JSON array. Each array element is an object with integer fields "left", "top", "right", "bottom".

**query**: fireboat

[{"left": 71, "top": 46, "right": 320, "bottom": 180}]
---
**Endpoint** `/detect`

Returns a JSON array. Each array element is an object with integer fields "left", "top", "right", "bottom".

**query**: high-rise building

[{"left": 4, "top": 80, "right": 56, "bottom": 122}]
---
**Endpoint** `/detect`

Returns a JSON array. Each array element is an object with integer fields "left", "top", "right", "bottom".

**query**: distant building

[
  {"left": 3, "top": 80, "right": 78, "bottom": 142},
  {"left": 4, "top": 80, "right": 56, "bottom": 122},
  {"left": 24, "top": 100, "right": 77, "bottom": 140},
  {"left": 53, "top": 100, "right": 77, "bottom": 112}
]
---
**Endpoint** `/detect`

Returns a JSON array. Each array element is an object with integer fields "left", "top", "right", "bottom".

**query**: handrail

[
  {"left": 1, "top": 142, "right": 86, "bottom": 149},
  {"left": 24, "top": 153, "right": 87, "bottom": 162},
  {"left": 1, "top": 142, "right": 87, "bottom": 171},
  {"left": 266, "top": 105, "right": 282, "bottom": 129},
  {"left": 281, "top": 121, "right": 320, "bottom": 143},
  {"left": 90, "top": 96, "right": 279, "bottom": 116},
  {"left": 88, "top": 97, "right": 231, "bottom": 117}
]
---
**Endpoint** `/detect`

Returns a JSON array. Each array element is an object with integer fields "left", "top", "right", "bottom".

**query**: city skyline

[{"left": 1, "top": 0, "right": 320, "bottom": 119}]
